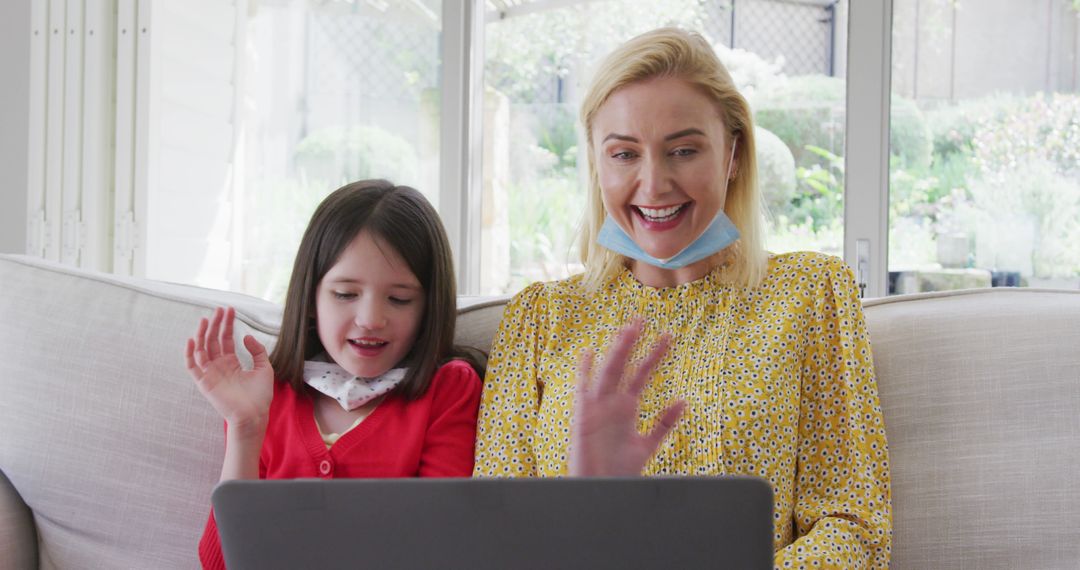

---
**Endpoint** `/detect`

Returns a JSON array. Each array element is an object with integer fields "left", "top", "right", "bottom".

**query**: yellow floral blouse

[{"left": 473, "top": 251, "right": 892, "bottom": 568}]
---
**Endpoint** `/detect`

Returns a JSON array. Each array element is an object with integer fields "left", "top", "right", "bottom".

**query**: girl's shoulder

[
  {"left": 417, "top": 359, "right": 484, "bottom": 408},
  {"left": 428, "top": 359, "right": 483, "bottom": 390}
]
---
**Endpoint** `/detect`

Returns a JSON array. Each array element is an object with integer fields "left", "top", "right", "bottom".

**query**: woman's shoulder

[
  {"left": 502, "top": 274, "right": 589, "bottom": 319},
  {"left": 509, "top": 274, "right": 588, "bottom": 302},
  {"left": 765, "top": 251, "right": 855, "bottom": 286}
]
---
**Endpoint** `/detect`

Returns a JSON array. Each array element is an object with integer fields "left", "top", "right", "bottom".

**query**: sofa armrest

[{"left": 0, "top": 468, "right": 36, "bottom": 569}]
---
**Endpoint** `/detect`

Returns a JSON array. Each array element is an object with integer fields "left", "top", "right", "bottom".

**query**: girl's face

[
  {"left": 315, "top": 230, "right": 425, "bottom": 378},
  {"left": 591, "top": 76, "right": 735, "bottom": 262}
]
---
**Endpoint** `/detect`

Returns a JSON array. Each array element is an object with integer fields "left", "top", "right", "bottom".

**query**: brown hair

[
  {"left": 578, "top": 27, "right": 768, "bottom": 290},
  {"left": 270, "top": 179, "right": 483, "bottom": 400}
]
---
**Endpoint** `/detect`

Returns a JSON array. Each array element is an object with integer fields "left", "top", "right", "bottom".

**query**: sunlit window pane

[
  {"left": 889, "top": 0, "right": 1080, "bottom": 294},
  {"left": 482, "top": 0, "right": 849, "bottom": 295},
  {"left": 240, "top": 0, "right": 441, "bottom": 302}
]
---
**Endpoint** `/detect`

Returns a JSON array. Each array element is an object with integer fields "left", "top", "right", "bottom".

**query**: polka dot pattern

[
  {"left": 303, "top": 361, "right": 404, "bottom": 411},
  {"left": 474, "top": 251, "right": 892, "bottom": 569}
]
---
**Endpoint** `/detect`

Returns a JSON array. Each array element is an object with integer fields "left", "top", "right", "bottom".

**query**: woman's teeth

[{"left": 637, "top": 204, "right": 684, "bottom": 222}]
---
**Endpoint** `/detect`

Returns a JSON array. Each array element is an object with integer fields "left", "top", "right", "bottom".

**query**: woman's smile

[{"left": 632, "top": 202, "right": 692, "bottom": 231}]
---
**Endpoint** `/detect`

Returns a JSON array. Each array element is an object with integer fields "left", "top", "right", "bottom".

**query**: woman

[{"left": 473, "top": 28, "right": 892, "bottom": 568}]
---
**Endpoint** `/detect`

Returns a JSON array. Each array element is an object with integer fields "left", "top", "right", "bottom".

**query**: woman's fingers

[
  {"left": 596, "top": 319, "right": 643, "bottom": 395},
  {"left": 576, "top": 348, "right": 596, "bottom": 397},
  {"left": 205, "top": 307, "right": 224, "bottom": 360},
  {"left": 644, "top": 399, "right": 687, "bottom": 451},
  {"left": 627, "top": 333, "right": 671, "bottom": 396}
]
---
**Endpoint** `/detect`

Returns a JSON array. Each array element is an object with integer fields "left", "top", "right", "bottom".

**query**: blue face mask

[
  {"left": 596, "top": 139, "right": 741, "bottom": 270},
  {"left": 597, "top": 210, "right": 740, "bottom": 270}
]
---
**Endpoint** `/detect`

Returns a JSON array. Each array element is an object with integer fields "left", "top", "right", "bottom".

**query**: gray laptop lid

[{"left": 211, "top": 476, "right": 773, "bottom": 569}]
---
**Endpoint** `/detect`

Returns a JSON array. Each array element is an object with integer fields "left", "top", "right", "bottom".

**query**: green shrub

[
  {"left": 791, "top": 145, "right": 844, "bottom": 232},
  {"left": 753, "top": 75, "right": 931, "bottom": 170},
  {"left": 966, "top": 159, "right": 1080, "bottom": 279},
  {"left": 923, "top": 95, "right": 1019, "bottom": 160},
  {"left": 754, "top": 126, "right": 796, "bottom": 216},
  {"left": 753, "top": 75, "right": 845, "bottom": 168},
  {"left": 970, "top": 93, "right": 1080, "bottom": 179},
  {"left": 294, "top": 125, "right": 419, "bottom": 187}
]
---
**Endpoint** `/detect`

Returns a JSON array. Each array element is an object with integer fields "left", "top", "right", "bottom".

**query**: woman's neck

[{"left": 628, "top": 249, "right": 730, "bottom": 288}]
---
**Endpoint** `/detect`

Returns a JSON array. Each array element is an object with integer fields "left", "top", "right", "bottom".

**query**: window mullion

[
  {"left": 844, "top": 0, "right": 892, "bottom": 298},
  {"left": 440, "top": 0, "right": 485, "bottom": 295}
]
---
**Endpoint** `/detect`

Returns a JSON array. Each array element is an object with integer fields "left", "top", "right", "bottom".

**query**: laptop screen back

[{"left": 211, "top": 476, "right": 773, "bottom": 569}]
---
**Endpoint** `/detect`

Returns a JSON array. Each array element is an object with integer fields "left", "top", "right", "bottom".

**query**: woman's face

[{"left": 591, "top": 76, "right": 735, "bottom": 262}]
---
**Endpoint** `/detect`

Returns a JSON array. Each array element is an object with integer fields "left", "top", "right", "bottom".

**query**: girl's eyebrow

[
  {"left": 328, "top": 277, "right": 421, "bottom": 290},
  {"left": 601, "top": 128, "right": 707, "bottom": 143}
]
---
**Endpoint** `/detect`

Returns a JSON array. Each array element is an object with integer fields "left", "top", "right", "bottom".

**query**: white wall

[{"left": 0, "top": 0, "right": 30, "bottom": 254}]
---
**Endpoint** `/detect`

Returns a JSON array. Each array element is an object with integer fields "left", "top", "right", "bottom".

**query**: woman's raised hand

[
  {"left": 568, "top": 318, "right": 687, "bottom": 477},
  {"left": 185, "top": 307, "right": 274, "bottom": 431}
]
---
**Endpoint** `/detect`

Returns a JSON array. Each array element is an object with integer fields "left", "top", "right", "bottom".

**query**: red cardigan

[{"left": 199, "top": 359, "right": 482, "bottom": 569}]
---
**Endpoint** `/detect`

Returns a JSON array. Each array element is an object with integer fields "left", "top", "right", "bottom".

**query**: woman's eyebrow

[
  {"left": 664, "top": 128, "right": 706, "bottom": 141},
  {"left": 601, "top": 128, "right": 706, "bottom": 144},
  {"left": 602, "top": 133, "right": 638, "bottom": 143}
]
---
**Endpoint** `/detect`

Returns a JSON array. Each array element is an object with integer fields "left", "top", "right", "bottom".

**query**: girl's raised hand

[
  {"left": 185, "top": 307, "right": 274, "bottom": 431},
  {"left": 568, "top": 319, "right": 686, "bottom": 477}
]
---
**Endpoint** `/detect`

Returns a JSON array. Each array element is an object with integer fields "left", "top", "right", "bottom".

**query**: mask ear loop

[
  {"left": 721, "top": 136, "right": 740, "bottom": 271},
  {"left": 725, "top": 136, "right": 739, "bottom": 183}
]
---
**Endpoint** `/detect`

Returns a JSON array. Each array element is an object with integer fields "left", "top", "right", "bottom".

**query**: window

[
  {"left": 30, "top": 1, "right": 1077, "bottom": 299},
  {"left": 237, "top": 0, "right": 442, "bottom": 301},
  {"left": 481, "top": 0, "right": 849, "bottom": 294},
  {"left": 888, "top": 0, "right": 1080, "bottom": 294}
]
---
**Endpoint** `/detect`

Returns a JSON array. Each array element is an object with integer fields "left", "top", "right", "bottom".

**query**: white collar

[{"left": 303, "top": 357, "right": 406, "bottom": 411}]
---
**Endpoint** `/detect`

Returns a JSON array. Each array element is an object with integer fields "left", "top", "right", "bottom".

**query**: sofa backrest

[
  {"left": 1, "top": 253, "right": 1078, "bottom": 568},
  {"left": 864, "top": 288, "right": 1080, "bottom": 569},
  {"left": 0, "top": 255, "right": 281, "bottom": 569},
  {"left": 0, "top": 254, "right": 509, "bottom": 569}
]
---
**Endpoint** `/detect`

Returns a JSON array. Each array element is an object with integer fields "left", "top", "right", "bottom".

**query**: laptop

[{"left": 211, "top": 476, "right": 774, "bottom": 569}]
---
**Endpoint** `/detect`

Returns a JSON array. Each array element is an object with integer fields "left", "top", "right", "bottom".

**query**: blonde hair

[{"left": 578, "top": 27, "right": 768, "bottom": 290}]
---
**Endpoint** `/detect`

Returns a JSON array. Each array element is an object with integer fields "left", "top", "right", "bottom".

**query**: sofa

[{"left": 1, "top": 252, "right": 1078, "bottom": 569}]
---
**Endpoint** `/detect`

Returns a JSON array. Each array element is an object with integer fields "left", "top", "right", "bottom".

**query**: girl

[{"left": 186, "top": 180, "right": 484, "bottom": 569}]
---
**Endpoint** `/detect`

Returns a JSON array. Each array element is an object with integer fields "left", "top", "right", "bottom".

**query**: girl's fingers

[
  {"left": 244, "top": 335, "right": 271, "bottom": 370},
  {"left": 205, "top": 307, "right": 224, "bottom": 360},
  {"left": 596, "top": 319, "right": 643, "bottom": 395},
  {"left": 184, "top": 338, "right": 200, "bottom": 376},
  {"left": 627, "top": 333, "right": 671, "bottom": 396},
  {"left": 194, "top": 318, "right": 209, "bottom": 355},
  {"left": 220, "top": 307, "right": 236, "bottom": 356},
  {"left": 192, "top": 342, "right": 209, "bottom": 370}
]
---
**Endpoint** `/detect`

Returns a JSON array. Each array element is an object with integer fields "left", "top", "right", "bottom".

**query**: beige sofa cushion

[
  {"left": 3, "top": 252, "right": 1078, "bottom": 568},
  {"left": 0, "top": 255, "right": 281, "bottom": 569},
  {"left": 0, "top": 254, "right": 508, "bottom": 569},
  {"left": 864, "top": 288, "right": 1080, "bottom": 569}
]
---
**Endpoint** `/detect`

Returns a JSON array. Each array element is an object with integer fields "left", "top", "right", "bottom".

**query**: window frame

[
  {"left": 21, "top": 0, "right": 895, "bottom": 297},
  {"left": 446, "top": 0, "right": 895, "bottom": 296}
]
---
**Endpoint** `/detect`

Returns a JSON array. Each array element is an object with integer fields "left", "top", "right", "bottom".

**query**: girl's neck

[{"left": 311, "top": 389, "right": 386, "bottom": 436}]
